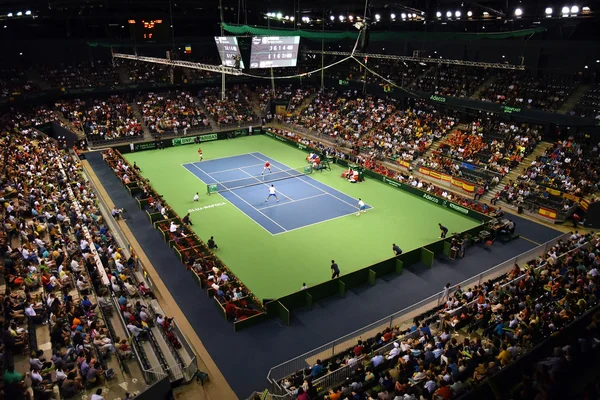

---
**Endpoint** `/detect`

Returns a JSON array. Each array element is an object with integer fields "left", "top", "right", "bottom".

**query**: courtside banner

[{"left": 172, "top": 133, "right": 218, "bottom": 146}]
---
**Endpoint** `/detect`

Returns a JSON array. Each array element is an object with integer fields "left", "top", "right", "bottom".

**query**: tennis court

[
  {"left": 124, "top": 135, "right": 480, "bottom": 299},
  {"left": 182, "top": 152, "right": 372, "bottom": 235}
]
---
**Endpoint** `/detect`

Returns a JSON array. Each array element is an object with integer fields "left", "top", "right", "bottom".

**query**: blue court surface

[{"left": 182, "top": 152, "right": 372, "bottom": 235}]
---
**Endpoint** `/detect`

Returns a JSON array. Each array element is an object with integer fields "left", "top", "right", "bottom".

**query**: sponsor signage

[
  {"left": 422, "top": 193, "right": 440, "bottom": 204},
  {"left": 135, "top": 142, "right": 157, "bottom": 151},
  {"left": 449, "top": 203, "right": 469, "bottom": 214},
  {"left": 501, "top": 106, "right": 521, "bottom": 114},
  {"left": 429, "top": 94, "right": 446, "bottom": 103},
  {"left": 172, "top": 133, "right": 218, "bottom": 146}
]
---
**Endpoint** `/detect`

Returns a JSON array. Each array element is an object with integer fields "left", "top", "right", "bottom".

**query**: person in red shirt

[
  {"left": 434, "top": 381, "right": 452, "bottom": 400},
  {"left": 197, "top": 148, "right": 203, "bottom": 161},
  {"left": 353, "top": 340, "right": 365, "bottom": 356},
  {"left": 262, "top": 161, "right": 271, "bottom": 175}
]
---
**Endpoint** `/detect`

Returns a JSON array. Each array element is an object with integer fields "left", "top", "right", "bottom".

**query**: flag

[{"left": 184, "top": 45, "right": 192, "bottom": 54}]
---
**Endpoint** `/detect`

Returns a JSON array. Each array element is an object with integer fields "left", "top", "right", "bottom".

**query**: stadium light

[
  {"left": 375, "top": 14, "right": 381, "bottom": 21},
  {"left": 571, "top": 5, "right": 579, "bottom": 14},
  {"left": 515, "top": 8, "right": 523, "bottom": 17},
  {"left": 446, "top": 11, "right": 452, "bottom": 18},
  {"left": 16, "top": 11, "right": 22, "bottom": 16},
  {"left": 390, "top": 13, "right": 396, "bottom": 19},
  {"left": 483, "top": 11, "right": 490, "bottom": 17},
  {"left": 436, "top": 11, "right": 442, "bottom": 18},
  {"left": 467, "top": 11, "right": 473, "bottom": 17},
  {"left": 284, "top": 15, "right": 290, "bottom": 20},
  {"left": 348, "top": 15, "right": 353, "bottom": 21},
  {"left": 584, "top": 65, "right": 588, "bottom": 69},
  {"left": 276, "top": 12, "right": 282, "bottom": 19},
  {"left": 25, "top": 10, "right": 31, "bottom": 15},
  {"left": 401, "top": 13, "right": 407, "bottom": 19},
  {"left": 329, "top": 15, "right": 335, "bottom": 21},
  {"left": 545, "top": 7, "right": 553, "bottom": 15},
  {"left": 561, "top": 6, "right": 570, "bottom": 15},
  {"left": 455, "top": 10, "right": 461, "bottom": 17},
  {"left": 7, "top": 12, "right": 12, "bottom": 17},
  {"left": 290, "top": 16, "right": 294, "bottom": 21},
  {"left": 339, "top": 15, "right": 345, "bottom": 21},
  {"left": 582, "top": 6, "right": 591, "bottom": 13}
]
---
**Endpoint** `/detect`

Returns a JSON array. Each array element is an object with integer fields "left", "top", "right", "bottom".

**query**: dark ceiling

[{"left": 0, "top": 0, "right": 597, "bottom": 40}]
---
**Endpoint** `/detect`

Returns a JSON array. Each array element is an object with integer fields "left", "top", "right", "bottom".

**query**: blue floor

[
  {"left": 183, "top": 152, "right": 371, "bottom": 234},
  {"left": 86, "top": 151, "right": 563, "bottom": 398}
]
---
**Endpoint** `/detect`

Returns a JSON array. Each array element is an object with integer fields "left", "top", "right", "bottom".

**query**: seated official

[
  {"left": 341, "top": 167, "right": 353, "bottom": 179},
  {"left": 500, "top": 220, "right": 516, "bottom": 235},
  {"left": 306, "top": 152, "right": 317, "bottom": 162},
  {"left": 312, "top": 156, "right": 321, "bottom": 169},
  {"left": 208, "top": 236, "right": 219, "bottom": 250}
]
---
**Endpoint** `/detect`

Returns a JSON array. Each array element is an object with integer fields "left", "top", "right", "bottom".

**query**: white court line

[
  {"left": 249, "top": 152, "right": 367, "bottom": 210},
  {"left": 257, "top": 193, "right": 328, "bottom": 210},
  {"left": 180, "top": 164, "right": 276, "bottom": 236},
  {"left": 272, "top": 209, "right": 365, "bottom": 236},
  {"left": 189, "top": 162, "right": 265, "bottom": 175},
  {"left": 189, "top": 163, "right": 287, "bottom": 234},
  {"left": 236, "top": 168, "right": 294, "bottom": 202},
  {"left": 189, "top": 152, "right": 261, "bottom": 164}
]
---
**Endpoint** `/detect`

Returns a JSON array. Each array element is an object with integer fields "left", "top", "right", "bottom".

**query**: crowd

[
  {"left": 139, "top": 91, "right": 210, "bottom": 135},
  {"left": 0, "top": 69, "right": 39, "bottom": 99},
  {"left": 479, "top": 71, "right": 578, "bottom": 111},
  {"left": 118, "top": 60, "right": 169, "bottom": 84},
  {"left": 358, "top": 101, "right": 460, "bottom": 163},
  {"left": 518, "top": 134, "right": 600, "bottom": 197},
  {"left": 256, "top": 84, "right": 318, "bottom": 116},
  {"left": 56, "top": 95, "right": 143, "bottom": 141},
  {"left": 266, "top": 127, "right": 495, "bottom": 216},
  {"left": 274, "top": 231, "right": 599, "bottom": 400},
  {"left": 200, "top": 85, "right": 258, "bottom": 127},
  {"left": 410, "top": 64, "right": 489, "bottom": 98},
  {"left": 39, "top": 61, "right": 121, "bottom": 89}
]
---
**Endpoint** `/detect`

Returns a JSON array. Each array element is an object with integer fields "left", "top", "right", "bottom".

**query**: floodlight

[
  {"left": 446, "top": 11, "right": 452, "bottom": 17},
  {"left": 545, "top": 7, "right": 553, "bottom": 15},
  {"left": 375, "top": 14, "right": 381, "bottom": 21},
  {"left": 455, "top": 10, "right": 461, "bottom": 17},
  {"left": 570, "top": 5, "right": 579, "bottom": 13},
  {"left": 467, "top": 11, "right": 473, "bottom": 17},
  {"left": 515, "top": 8, "right": 523, "bottom": 16},
  {"left": 436, "top": 11, "right": 442, "bottom": 18}
]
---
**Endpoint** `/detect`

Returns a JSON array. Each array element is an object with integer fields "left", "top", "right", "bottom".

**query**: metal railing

[{"left": 266, "top": 232, "right": 571, "bottom": 386}]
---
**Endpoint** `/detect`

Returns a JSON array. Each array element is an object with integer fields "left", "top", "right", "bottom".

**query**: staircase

[
  {"left": 196, "top": 102, "right": 220, "bottom": 130},
  {"left": 55, "top": 113, "right": 86, "bottom": 140},
  {"left": 480, "top": 140, "right": 553, "bottom": 203},
  {"left": 293, "top": 93, "right": 318, "bottom": 116},
  {"left": 130, "top": 103, "right": 153, "bottom": 140},
  {"left": 470, "top": 76, "right": 497, "bottom": 100},
  {"left": 557, "top": 84, "right": 589, "bottom": 114},
  {"left": 248, "top": 90, "right": 265, "bottom": 118}
]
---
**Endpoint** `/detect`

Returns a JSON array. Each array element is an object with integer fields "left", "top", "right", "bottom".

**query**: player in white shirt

[
  {"left": 193, "top": 192, "right": 199, "bottom": 202},
  {"left": 262, "top": 161, "right": 272, "bottom": 175},
  {"left": 357, "top": 198, "right": 366, "bottom": 216},
  {"left": 265, "top": 185, "right": 279, "bottom": 202}
]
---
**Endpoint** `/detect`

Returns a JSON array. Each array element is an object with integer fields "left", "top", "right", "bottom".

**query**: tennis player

[
  {"left": 357, "top": 198, "right": 366, "bottom": 216},
  {"left": 265, "top": 185, "right": 279, "bottom": 202},
  {"left": 193, "top": 192, "right": 199, "bottom": 202},
  {"left": 197, "top": 147, "right": 203, "bottom": 161},
  {"left": 262, "top": 161, "right": 272, "bottom": 175}
]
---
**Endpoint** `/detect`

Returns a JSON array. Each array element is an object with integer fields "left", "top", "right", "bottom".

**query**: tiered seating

[
  {"left": 56, "top": 95, "right": 143, "bottom": 142},
  {"left": 39, "top": 61, "right": 121, "bottom": 89},
  {"left": 266, "top": 127, "right": 496, "bottom": 216},
  {"left": 410, "top": 64, "right": 489, "bottom": 98},
  {"left": 571, "top": 83, "right": 600, "bottom": 119},
  {"left": 479, "top": 71, "right": 578, "bottom": 111},
  {"left": 200, "top": 85, "right": 258, "bottom": 127},
  {"left": 272, "top": 231, "right": 599, "bottom": 399},
  {"left": 359, "top": 101, "right": 459, "bottom": 162},
  {"left": 0, "top": 68, "right": 39, "bottom": 98},
  {"left": 519, "top": 135, "right": 600, "bottom": 197},
  {"left": 287, "top": 90, "right": 396, "bottom": 144},
  {"left": 103, "top": 149, "right": 266, "bottom": 323},
  {"left": 119, "top": 60, "right": 169, "bottom": 84},
  {"left": 256, "top": 84, "right": 317, "bottom": 115},
  {"left": 139, "top": 91, "right": 210, "bottom": 135}
]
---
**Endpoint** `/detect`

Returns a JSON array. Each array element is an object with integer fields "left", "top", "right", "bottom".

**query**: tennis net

[{"left": 207, "top": 165, "right": 313, "bottom": 194}]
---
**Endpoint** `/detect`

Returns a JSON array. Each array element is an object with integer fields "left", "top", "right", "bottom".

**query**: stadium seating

[
  {"left": 410, "top": 64, "right": 489, "bottom": 98},
  {"left": 56, "top": 95, "right": 143, "bottom": 142},
  {"left": 200, "top": 85, "right": 259, "bottom": 127},
  {"left": 39, "top": 61, "right": 121, "bottom": 89},
  {"left": 0, "top": 68, "right": 39, "bottom": 98},
  {"left": 271, "top": 232, "right": 599, "bottom": 399},
  {"left": 139, "top": 90, "right": 211, "bottom": 135},
  {"left": 571, "top": 83, "right": 600, "bottom": 119},
  {"left": 479, "top": 71, "right": 579, "bottom": 111}
]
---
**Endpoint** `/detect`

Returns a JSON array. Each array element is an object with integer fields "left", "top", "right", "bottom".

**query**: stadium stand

[
  {"left": 39, "top": 61, "right": 121, "bottom": 89},
  {"left": 269, "top": 231, "right": 599, "bottom": 399},
  {"left": 139, "top": 90, "right": 211, "bottom": 136},
  {"left": 200, "top": 85, "right": 259, "bottom": 127},
  {"left": 479, "top": 71, "right": 579, "bottom": 111},
  {"left": 410, "top": 64, "right": 490, "bottom": 98},
  {"left": 56, "top": 95, "right": 143, "bottom": 143},
  {"left": 571, "top": 83, "right": 600, "bottom": 120},
  {"left": 0, "top": 69, "right": 39, "bottom": 98}
]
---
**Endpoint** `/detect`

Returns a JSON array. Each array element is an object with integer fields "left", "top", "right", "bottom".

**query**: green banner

[
  {"left": 172, "top": 133, "right": 218, "bottom": 146},
  {"left": 207, "top": 184, "right": 219, "bottom": 195},
  {"left": 134, "top": 142, "right": 157, "bottom": 151}
]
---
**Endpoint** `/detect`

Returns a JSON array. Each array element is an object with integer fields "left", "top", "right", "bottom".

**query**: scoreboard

[
  {"left": 128, "top": 19, "right": 169, "bottom": 42},
  {"left": 249, "top": 36, "right": 300, "bottom": 69},
  {"left": 214, "top": 37, "right": 245, "bottom": 69}
]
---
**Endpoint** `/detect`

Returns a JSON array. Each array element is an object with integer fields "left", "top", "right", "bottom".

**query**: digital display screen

[
  {"left": 128, "top": 19, "right": 169, "bottom": 42},
  {"left": 249, "top": 36, "right": 300, "bottom": 69},
  {"left": 214, "top": 36, "right": 245, "bottom": 69}
]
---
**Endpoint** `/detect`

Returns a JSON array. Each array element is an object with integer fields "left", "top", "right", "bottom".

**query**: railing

[{"left": 266, "top": 231, "right": 570, "bottom": 387}]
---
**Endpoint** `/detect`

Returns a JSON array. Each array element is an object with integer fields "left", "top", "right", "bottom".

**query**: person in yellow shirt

[{"left": 496, "top": 343, "right": 512, "bottom": 366}]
